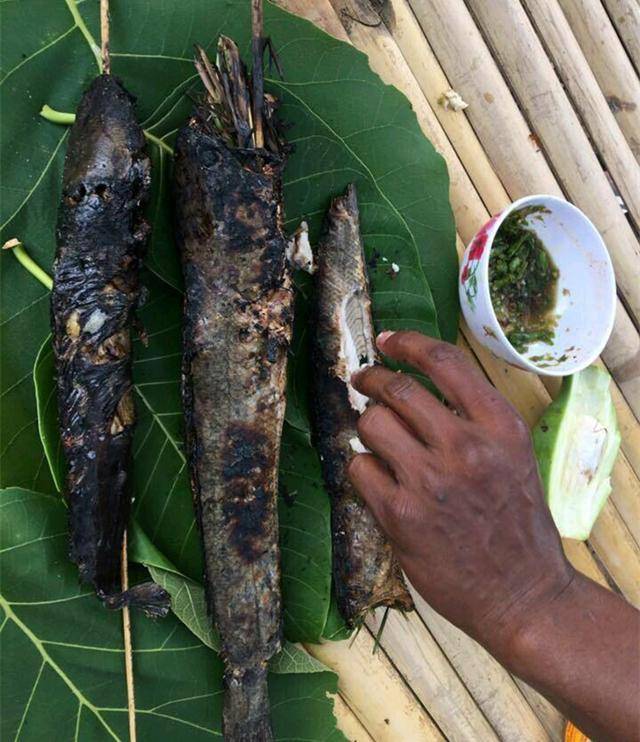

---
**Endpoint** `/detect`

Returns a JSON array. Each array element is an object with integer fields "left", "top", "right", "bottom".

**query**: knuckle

[
  {"left": 427, "top": 342, "right": 465, "bottom": 367},
  {"left": 357, "top": 404, "right": 384, "bottom": 435},
  {"left": 347, "top": 453, "right": 365, "bottom": 481},
  {"left": 509, "top": 412, "right": 530, "bottom": 439},
  {"left": 384, "top": 372, "right": 416, "bottom": 401}
]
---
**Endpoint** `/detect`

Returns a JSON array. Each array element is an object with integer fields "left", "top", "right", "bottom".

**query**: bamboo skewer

[
  {"left": 251, "top": 0, "right": 264, "bottom": 149},
  {"left": 100, "top": 0, "right": 110, "bottom": 75},
  {"left": 601, "top": 0, "right": 640, "bottom": 72},
  {"left": 99, "top": 3, "right": 135, "bottom": 737},
  {"left": 556, "top": 0, "right": 640, "bottom": 160},
  {"left": 120, "top": 532, "right": 136, "bottom": 742},
  {"left": 521, "top": 0, "right": 640, "bottom": 229}
]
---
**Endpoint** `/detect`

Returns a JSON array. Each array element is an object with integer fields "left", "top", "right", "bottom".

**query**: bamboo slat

[
  {"left": 408, "top": 588, "right": 562, "bottom": 741},
  {"left": 601, "top": 0, "right": 640, "bottom": 72},
  {"left": 408, "top": 0, "right": 640, "bottom": 326},
  {"left": 304, "top": 633, "right": 444, "bottom": 741},
  {"left": 521, "top": 0, "right": 640, "bottom": 229},
  {"left": 363, "top": 613, "right": 501, "bottom": 741},
  {"left": 556, "top": 0, "right": 640, "bottom": 159},
  {"left": 330, "top": 694, "right": 375, "bottom": 741}
]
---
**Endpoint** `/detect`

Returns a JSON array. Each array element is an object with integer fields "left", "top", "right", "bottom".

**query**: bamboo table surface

[{"left": 276, "top": 1, "right": 640, "bottom": 740}]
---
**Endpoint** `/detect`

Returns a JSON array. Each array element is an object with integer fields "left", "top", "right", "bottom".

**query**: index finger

[{"left": 377, "top": 331, "right": 511, "bottom": 420}]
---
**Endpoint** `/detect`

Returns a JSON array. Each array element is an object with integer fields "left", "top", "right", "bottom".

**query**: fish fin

[{"left": 102, "top": 582, "right": 171, "bottom": 618}]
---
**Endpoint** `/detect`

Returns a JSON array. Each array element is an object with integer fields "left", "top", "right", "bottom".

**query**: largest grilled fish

[
  {"left": 173, "top": 39, "right": 291, "bottom": 741},
  {"left": 52, "top": 75, "right": 168, "bottom": 615},
  {"left": 311, "top": 184, "right": 414, "bottom": 626}
]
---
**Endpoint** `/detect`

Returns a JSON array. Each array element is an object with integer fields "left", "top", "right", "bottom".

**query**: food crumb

[{"left": 438, "top": 88, "right": 469, "bottom": 111}]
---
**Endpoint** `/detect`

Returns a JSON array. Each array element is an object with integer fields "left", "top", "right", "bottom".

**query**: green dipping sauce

[{"left": 489, "top": 207, "right": 559, "bottom": 355}]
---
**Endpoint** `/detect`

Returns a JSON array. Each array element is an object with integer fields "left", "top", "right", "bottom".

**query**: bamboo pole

[
  {"left": 521, "top": 0, "right": 640, "bottom": 229},
  {"left": 304, "top": 632, "right": 444, "bottom": 741},
  {"left": 407, "top": 587, "right": 564, "bottom": 740},
  {"left": 318, "top": 0, "right": 491, "bottom": 244},
  {"left": 601, "top": 0, "right": 640, "bottom": 72},
  {"left": 391, "top": 0, "right": 639, "bottom": 421},
  {"left": 366, "top": 606, "right": 551, "bottom": 741},
  {"left": 557, "top": 0, "right": 640, "bottom": 160},
  {"left": 408, "top": 0, "right": 640, "bottom": 326},
  {"left": 460, "top": 309, "right": 640, "bottom": 607}
]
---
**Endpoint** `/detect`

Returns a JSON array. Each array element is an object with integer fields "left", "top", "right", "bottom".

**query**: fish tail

[{"left": 223, "top": 662, "right": 273, "bottom": 742}]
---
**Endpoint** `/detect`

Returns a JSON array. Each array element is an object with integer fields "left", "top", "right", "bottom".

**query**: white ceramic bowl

[{"left": 459, "top": 195, "right": 616, "bottom": 376}]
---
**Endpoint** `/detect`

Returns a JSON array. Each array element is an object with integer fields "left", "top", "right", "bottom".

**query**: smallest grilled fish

[{"left": 311, "top": 184, "right": 414, "bottom": 626}]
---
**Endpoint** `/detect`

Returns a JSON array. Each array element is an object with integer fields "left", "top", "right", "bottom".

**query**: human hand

[{"left": 348, "top": 331, "right": 574, "bottom": 660}]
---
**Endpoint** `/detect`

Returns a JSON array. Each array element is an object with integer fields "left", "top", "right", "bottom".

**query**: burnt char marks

[
  {"left": 222, "top": 424, "right": 273, "bottom": 562},
  {"left": 223, "top": 424, "right": 270, "bottom": 480},
  {"left": 222, "top": 484, "right": 271, "bottom": 562},
  {"left": 52, "top": 72, "right": 150, "bottom": 601},
  {"left": 174, "top": 126, "right": 286, "bottom": 300}
]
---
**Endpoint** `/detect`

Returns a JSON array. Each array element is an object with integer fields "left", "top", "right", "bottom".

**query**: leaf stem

[
  {"left": 64, "top": 0, "right": 102, "bottom": 72},
  {"left": 2, "top": 239, "right": 53, "bottom": 290},
  {"left": 39, "top": 105, "right": 76, "bottom": 125},
  {"left": 39, "top": 106, "right": 175, "bottom": 155}
]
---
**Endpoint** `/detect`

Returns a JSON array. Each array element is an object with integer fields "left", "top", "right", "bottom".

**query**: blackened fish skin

[
  {"left": 52, "top": 74, "right": 151, "bottom": 599},
  {"left": 311, "top": 184, "right": 414, "bottom": 627},
  {"left": 174, "top": 115, "right": 292, "bottom": 740}
]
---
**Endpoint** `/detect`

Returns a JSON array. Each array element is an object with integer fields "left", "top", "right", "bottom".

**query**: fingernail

[{"left": 376, "top": 330, "right": 395, "bottom": 348}]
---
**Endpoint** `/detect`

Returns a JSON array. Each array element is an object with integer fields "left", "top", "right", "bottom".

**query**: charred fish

[
  {"left": 52, "top": 75, "right": 167, "bottom": 615},
  {"left": 311, "top": 184, "right": 414, "bottom": 626},
  {"left": 173, "top": 39, "right": 291, "bottom": 741}
]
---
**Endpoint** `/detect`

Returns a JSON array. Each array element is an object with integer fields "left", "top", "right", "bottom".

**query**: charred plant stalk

[
  {"left": 174, "top": 37, "right": 291, "bottom": 742},
  {"left": 311, "top": 184, "right": 414, "bottom": 626},
  {"left": 52, "top": 75, "right": 168, "bottom": 616}
]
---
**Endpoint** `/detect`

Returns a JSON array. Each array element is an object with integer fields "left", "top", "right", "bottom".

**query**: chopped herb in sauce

[{"left": 489, "top": 206, "right": 558, "bottom": 355}]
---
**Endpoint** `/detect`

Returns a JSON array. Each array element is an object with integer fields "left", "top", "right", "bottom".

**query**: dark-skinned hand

[{"left": 348, "top": 331, "right": 640, "bottom": 741}]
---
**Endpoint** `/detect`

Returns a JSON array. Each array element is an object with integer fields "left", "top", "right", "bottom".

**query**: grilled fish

[
  {"left": 52, "top": 75, "right": 167, "bottom": 615},
  {"left": 173, "top": 39, "right": 291, "bottom": 741},
  {"left": 311, "top": 184, "right": 414, "bottom": 626}
]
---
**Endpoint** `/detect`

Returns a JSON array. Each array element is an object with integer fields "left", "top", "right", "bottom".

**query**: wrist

[
  {"left": 494, "top": 567, "right": 582, "bottom": 677},
  {"left": 474, "top": 561, "right": 578, "bottom": 669}
]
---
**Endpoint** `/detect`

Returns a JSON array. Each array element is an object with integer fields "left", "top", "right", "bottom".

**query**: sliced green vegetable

[{"left": 533, "top": 366, "right": 621, "bottom": 540}]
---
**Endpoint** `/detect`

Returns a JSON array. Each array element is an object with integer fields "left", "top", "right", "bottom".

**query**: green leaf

[
  {"left": 0, "top": 487, "right": 346, "bottom": 741},
  {"left": 146, "top": 563, "right": 330, "bottom": 675}
]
